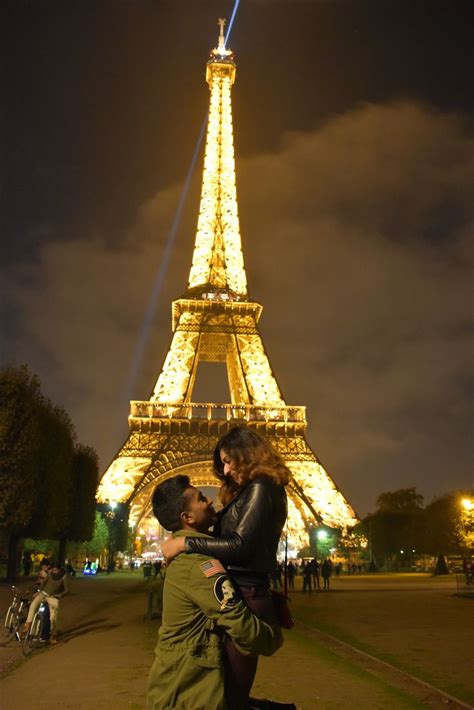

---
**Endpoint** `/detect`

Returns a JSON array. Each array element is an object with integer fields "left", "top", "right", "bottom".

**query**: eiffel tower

[{"left": 97, "top": 21, "right": 357, "bottom": 546}]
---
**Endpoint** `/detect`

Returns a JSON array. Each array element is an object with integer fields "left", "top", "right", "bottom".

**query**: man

[
  {"left": 310, "top": 558, "right": 320, "bottom": 590},
  {"left": 321, "top": 558, "right": 332, "bottom": 590},
  {"left": 153, "top": 559, "right": 163, "bottom": 579},
  {"left": 286, "top": 561, "right": 295, "bottom": 590},
  {"left": 23, "top": 561, "right": 69, "bottom": 643},
  {"left": 301, "top": 561, "right": 312, "bottom": 594},
  {"left": 147, "top": 475, "right": 283, "bottom": 710}
]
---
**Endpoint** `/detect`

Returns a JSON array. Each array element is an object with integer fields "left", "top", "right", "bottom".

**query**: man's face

[{"left": 182, "top": 486, "right": 216, "bottom": 532}]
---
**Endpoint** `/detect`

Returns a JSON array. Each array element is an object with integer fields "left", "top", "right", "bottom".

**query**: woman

[{"left": 162, "top": 426, "right": 291, "bottom": 710}]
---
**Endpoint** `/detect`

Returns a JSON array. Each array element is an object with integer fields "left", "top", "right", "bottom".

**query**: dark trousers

[{"left": 224, "top": 585, "right": 275, "bottom": 710}]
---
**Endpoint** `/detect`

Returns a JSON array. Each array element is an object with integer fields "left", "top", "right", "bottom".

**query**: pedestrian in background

[
  {"left": 302, "top": 561, "right": 312, "bottom": 593},
  {"left": 310, "top": 558, "right": 320, "bottom": 590},
  {"left": 322, "top": 558, "right": 332, "bottom": 590},
  {"left": 286, "top": 561, "right": 295, "bottom": 590}
]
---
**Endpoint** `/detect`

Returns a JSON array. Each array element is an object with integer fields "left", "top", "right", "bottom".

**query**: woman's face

[{"left": 220, "top": 449, "right": 244, "bottom": 486}]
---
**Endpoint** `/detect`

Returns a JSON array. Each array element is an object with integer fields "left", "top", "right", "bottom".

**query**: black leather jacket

[{"left": 185, "top": 477, "right": 287, "bottom": 585}]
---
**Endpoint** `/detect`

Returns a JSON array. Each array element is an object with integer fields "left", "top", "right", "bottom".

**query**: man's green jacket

[{"left": 147, "top": 530, "right": 283, "bottom": 710}]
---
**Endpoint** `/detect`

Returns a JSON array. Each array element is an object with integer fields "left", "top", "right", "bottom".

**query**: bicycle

[
  {"left": 22, "top": 592, "right": 52, "bottom": 656},
  {"left": 3, "top": 586, "right": 30, "bottom": 643}
]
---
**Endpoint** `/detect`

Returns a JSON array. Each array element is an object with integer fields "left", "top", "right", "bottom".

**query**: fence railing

[{"left": 130, "top": 401, "right": 306, "bottom": 423}]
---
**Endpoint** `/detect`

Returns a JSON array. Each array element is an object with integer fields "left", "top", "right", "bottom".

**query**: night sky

[{"left": 2, "top": 0, "right": 473, "bottom": 516}]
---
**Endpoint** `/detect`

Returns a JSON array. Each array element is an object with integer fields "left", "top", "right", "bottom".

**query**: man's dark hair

[{"left": 152, "top": 475, "right": 191, "bottom": 532}]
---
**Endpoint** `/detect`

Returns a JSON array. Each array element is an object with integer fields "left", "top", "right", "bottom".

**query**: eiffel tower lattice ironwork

[{"left": 97, "top": 21, "right": 357, "bottom": 545}]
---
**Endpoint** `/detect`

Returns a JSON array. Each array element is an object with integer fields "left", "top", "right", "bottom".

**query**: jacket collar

[
  {"left": 217, "top": 483, "right": 247, "bottom": 518},
  {"left": 217, "top": 475, "right": 274, "bottom": 518},
  {"left": 172, "top": 529, "right": 213, "bottom": 539}
]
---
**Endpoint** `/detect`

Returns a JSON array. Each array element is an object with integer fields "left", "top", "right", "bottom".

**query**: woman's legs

[
  {"left": 224, "top": 586, "right": 275, "bottom": 710},
  {"left": 224, "top": 636, "right": 258, "bottom": 709},
  {"left": 47, "top": 596, "right": 59, "bottom": 636},
  {"left": 25, "top": 593, "right": 43, "bottom": 625}
]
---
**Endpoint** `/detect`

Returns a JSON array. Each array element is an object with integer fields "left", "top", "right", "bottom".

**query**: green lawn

[{"left": 286, "top": 573, "right": 474, "bottom": 705}]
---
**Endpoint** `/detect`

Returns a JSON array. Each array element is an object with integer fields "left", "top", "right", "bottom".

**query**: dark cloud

[
  {"left": 3, "top": 100, "right": 472, "bottom": 514},
  {"left": 3, "top": 0, "right": 474, "bottom": 268}
]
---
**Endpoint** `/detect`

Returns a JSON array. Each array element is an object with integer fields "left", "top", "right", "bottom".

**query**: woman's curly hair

[{"left": 213, "top": 427, "right": 291, "bottom": 503}]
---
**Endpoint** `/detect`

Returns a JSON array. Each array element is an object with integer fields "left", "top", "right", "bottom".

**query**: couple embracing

[{"left": 148, "top": 426, "right": 296, "bottom": 710}]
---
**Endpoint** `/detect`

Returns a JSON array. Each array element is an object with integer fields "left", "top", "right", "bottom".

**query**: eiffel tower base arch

[{"left": 99, "top": 419, "right": 356, "bottom": 551}]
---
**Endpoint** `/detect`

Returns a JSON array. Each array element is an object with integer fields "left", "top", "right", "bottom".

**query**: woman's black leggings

[{"left": 223, "top": 585, "right": 275, "bottom": 710}]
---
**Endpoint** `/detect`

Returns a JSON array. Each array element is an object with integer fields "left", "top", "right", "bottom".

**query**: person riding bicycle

[
  {"left": 23, "top": 561, "right": 70, "bottom": 644},
  {"left": 36, "top": 559, "right": 51, "bottom": 585}
]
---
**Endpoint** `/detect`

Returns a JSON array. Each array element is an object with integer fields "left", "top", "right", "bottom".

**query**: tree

[
  {"left": 86, "top": 512, "right": 110, "bottom": 559},
  {"left": 59, "top": 445, "right": 99, "bottom": 563},
  {"left": 0, "top": 364, "right": 96, "bottom": 579},
  {"left": 424, "top": 491, "right": 474, "bottom": 563},
  {"left": 340, "top": 524, "right": 370, "bottom": 562},
  {"left": 360, "top": 488, "right": 425, "bottom": 569},
  {"left": 310, "top": 526, "right": 340, "bottom": 559},
  {"left": 24, "top": 400, "right": 75, "bottom": 559},
  {"left": 107, "top": 503, "right": 130, "bottom": 561},
  {"left": 376, "top": 488, "right": 424, "bottom": 512},
  {"left": 68, "top": 511, "right": 109, "bottom": 563},
  {"left": 0, "top": 366, "right": 43, "bottom": 580},
  {"left": 96, "top": 502, "right": 130, "bottom": 568},
  {"left": 360, "top": 511, "right": 403, "bottom": 566},
  {"left": 434, "top": 553, "right": 449, "bottom": 575}
]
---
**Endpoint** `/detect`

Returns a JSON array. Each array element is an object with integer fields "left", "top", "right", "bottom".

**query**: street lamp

[{"left": 315, "top": 529, "right": 328, "bottom": 562}]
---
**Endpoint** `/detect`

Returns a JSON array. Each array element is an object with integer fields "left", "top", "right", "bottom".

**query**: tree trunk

[
  {"left": 57, "top": 537, "right": 67, "bottom": 567},
  {"left": 434, "top": 553, "right": 449, "bottom": 575},
  {"left": 6, "top": 531, "right": 21, "bottom": 582}
]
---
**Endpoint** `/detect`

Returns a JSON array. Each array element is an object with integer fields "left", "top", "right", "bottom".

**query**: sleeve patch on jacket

[
  {"left": 213, "top": 575, "right": 240, "bottom": 609},
  {"left": 199, "top": 559, "right": 226, "bottom": 578}
]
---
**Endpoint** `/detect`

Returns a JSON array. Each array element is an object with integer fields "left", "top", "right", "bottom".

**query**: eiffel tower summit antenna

[
  {"left": 217, "top": 17, "right": 227, "bottom": 53},
  {"left": 97, "top": 22, "right": 357, "bottom": 547}
]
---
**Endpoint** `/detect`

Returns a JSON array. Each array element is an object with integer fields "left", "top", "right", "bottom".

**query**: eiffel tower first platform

[{"left": 97, "top": 21, "right": 357, "bottom": 547}]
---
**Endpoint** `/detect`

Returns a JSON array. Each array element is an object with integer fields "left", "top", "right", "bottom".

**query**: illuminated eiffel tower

[{"left": 97, "top": 21, "right": 357, "bottom": 545}]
